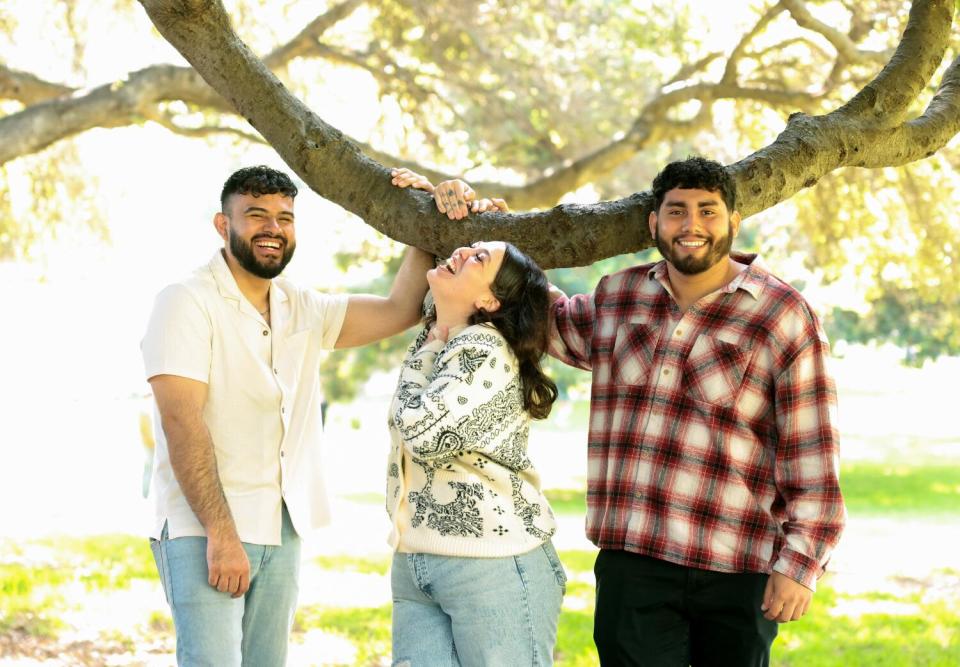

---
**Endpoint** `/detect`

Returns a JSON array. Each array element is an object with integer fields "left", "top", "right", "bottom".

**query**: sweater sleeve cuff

[{"left": 772, "top": 548, "right": 823, "bottom": 591}]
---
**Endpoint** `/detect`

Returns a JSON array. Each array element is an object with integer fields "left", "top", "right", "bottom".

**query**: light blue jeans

[
  {"left": 149, "top": 504, "right": 301, "bottom": 666},
  {"left": 391, "top": 541, "right": 567, "bottom": 666}
]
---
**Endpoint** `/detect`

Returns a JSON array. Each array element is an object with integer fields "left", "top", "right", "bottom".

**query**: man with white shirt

[{"left": 141, "top": 165, "right": 433, "bottom": 665}]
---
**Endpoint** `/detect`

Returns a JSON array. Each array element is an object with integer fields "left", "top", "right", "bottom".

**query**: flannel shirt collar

[{"left": 647, "top": 252, "right": 767, "bottom": 301}]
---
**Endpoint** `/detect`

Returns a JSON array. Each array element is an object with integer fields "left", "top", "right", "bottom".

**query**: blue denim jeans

[
  {"left": 391, "top": 541, "right": 567, "bottom": 666},
  {"left": 149, "top": 504, "right": 301, "bottom": 666}
]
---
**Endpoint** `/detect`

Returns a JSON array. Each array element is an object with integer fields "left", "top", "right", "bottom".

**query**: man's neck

[
  {"left": 665, "top": 256, "right": 745, "bottom": 312},
  {"left": 222, "top": 249, "right": 271, "bottom": 310}
]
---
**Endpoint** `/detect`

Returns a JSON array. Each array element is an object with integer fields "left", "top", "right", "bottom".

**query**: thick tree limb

[{"left": 136, "top": 0, "right": 958, "bottom": 269}]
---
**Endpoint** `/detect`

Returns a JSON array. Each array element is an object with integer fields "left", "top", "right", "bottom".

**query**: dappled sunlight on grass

[
  {"left": 294, "top": 604, "right": 392, "bottom": 665},
  {"left": 547, "top": 463, "right": 960, "bottom": 519},
  {"left": 1, "top": 528, "right": 957, "bottom": 665},
  {"left": 775, "top": 583, "right": 960, "bottom": 666},
  {"left": 312, "top": 554, "right": 391, "bottom": 576}
]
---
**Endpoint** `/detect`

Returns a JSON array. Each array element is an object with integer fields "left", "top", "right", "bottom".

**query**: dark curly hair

[
  {"left": 220, "top": 165, "right": 299, "bottom": 211},
  {"left": 470, "top": 243, "right": 558, "bottom": 420},
  {"left": 651, "top": 157, "right": 736, "bottom": 212}
]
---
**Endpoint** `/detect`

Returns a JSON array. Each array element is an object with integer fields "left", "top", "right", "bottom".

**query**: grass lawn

[
  {"left": 2, "top": 493, "right": 958, "bottom": 665},
  {"left": 545, "top": 463, "right": 960, "bottom": 517},
  {"left": 292, "top": 549, "right": 960, "bottom": 666}
]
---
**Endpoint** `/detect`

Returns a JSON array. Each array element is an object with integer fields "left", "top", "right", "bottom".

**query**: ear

[
  {"left": 213, "top": 212, "right": 229, "bottom": 242},
  {"left": 648, "top": 210, "right": 658, "bottom": 238},
  {"left": 730, "top": 210, "right": 742, "bottom": 237},
  {"left": 475, "top": 293, "right": 501, "bottom": 314}
]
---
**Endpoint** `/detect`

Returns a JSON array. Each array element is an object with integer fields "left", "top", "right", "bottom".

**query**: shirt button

[
  {"left": 280, "top": 450, "right": 285, "bottom": 458},
  {"left": 262, "top": 330, "right": 269, "bottom": 336},
  {"left": 274, "top": 368, "right": 279, "bottom": 374},
  {"left": 662, "top": 369, "right": 670, "bottom": 376},
  {"left": 281, "top": 406, "right": 286, "bottom": 414},
  {"left": 675, "top": 329, "right": 683, "bottom": 336}
]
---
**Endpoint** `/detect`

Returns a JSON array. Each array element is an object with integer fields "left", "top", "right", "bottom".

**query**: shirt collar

[
  {"left": 646, "top": 252, "right": 767, "bottom": 300},
  {"left": 207, "top": 249, "right": 289, "bottom": 310}
]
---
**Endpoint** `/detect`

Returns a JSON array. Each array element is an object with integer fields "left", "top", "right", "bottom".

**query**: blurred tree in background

[{"left": 2, "top": 0, "right": 958, "bottom": 399}]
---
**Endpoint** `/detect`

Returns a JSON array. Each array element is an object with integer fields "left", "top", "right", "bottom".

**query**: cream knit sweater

[{"left": 386, "top": 323, "right": 557, "bottom": 557}]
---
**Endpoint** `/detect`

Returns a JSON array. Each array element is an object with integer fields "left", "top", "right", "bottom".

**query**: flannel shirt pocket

[
  {"left": 683, "top": 334, "right": 752, "bottom": 407},
  {"left": 611, "top": 322, "right": 658, "bottom": 386}
]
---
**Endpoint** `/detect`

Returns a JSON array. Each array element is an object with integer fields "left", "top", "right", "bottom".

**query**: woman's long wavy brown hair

[{"left": 469, "top": 243, "right": 558, "bottom": 419}]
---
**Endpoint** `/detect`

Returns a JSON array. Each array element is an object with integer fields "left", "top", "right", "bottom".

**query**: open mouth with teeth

[
  {"left": 254, "top": 237, "right": 284, "bottom": 257},
  {"left": 441, "top": 257, "right": 458, "bottom": 274}
]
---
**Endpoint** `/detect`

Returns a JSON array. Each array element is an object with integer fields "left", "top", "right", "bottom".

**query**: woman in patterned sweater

[{"left": 385, "top": 177, "right": 566, "bottom": 664}]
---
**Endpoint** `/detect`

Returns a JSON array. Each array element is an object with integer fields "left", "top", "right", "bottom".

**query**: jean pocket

[
  {"left": 150, "top": 523, "right": 173, "bottom": 605},
  {"left": 540, "top": 541, "right": 568, "bottom": 594}
]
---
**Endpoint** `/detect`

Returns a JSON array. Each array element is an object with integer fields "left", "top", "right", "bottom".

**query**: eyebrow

[{"left": 663, "top": 199, "right": 722, "bottom": 208}]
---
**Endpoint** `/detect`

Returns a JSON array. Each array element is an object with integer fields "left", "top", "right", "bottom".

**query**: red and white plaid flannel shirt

[{"left": 549, "top": 253, "right": 845, "bottom": 589}]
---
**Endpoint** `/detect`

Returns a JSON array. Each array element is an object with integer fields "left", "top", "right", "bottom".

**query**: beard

[
  {"left": 654, "top": 222, "right": 733, "bottom": 275},
  {"left": 228, "top": 226, "right": 295, "bottom": 279}
]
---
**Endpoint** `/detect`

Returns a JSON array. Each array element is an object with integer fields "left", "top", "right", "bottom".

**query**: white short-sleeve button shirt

[{"left": 142, "top": 251, "right": 348, "bottom": 544}]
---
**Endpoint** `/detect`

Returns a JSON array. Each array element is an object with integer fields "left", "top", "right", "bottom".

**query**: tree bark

[{"left": 135, "top": 0, "right": 958, "bottom": 269}]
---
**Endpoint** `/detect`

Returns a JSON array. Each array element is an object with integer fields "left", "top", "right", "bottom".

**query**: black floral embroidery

[
  {"left": 487, "top": 427, "right": 532, "bottom": 471},
  {"left": 457, "top": 347, "right": 487, "bottom": 385},
  {"left": 408, "top": 470, "right": 485, "bottom": 537},
  {"left": 386, "top": 324, "right": 557, "bottom": 546},
  {"left": 510, "top": 474, "right": 555, "bottom": 540}
]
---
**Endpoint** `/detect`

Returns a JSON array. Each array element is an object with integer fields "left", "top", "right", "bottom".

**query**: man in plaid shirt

[{"left": 549, "top": 157, "right": 845, "bottom": 665}]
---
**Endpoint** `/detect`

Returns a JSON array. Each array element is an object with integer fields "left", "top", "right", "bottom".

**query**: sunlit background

[{"left": 1, "top": 0, "right": 958, "bottom": 665}]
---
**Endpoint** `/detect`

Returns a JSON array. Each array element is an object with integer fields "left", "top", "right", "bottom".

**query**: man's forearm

[{"left": 162, "top": 414, "right": 238, "bottom": 540}]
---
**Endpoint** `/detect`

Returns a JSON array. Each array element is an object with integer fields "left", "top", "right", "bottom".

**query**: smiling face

[
  {"left": 649, "top": 187, "right": 740, "bottom": 275},
  {"left": 216, "top": 192, "right": 297, "bottom": 279},
  {"left": 428, "top": 241, "right": 506, "bottom": 316}
]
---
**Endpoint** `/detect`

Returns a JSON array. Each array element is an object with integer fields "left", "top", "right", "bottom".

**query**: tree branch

[
  {"left": 0, "top": 65, "right": 229, "bottom": 164},
  {"left": 262, "top": 0, "right": 366, "bottom": 69},
  {"left": 721, "top": 3, "right": 786, "bottom": 85},
  {"left": 0, "top": 65, "right": 74, "bottom": 105},
  {"left": 143, "top": 107, "right": 268, "bottom": 144},
  {"left": 780, "top": 0, "right": 893, "bottom": 66}
]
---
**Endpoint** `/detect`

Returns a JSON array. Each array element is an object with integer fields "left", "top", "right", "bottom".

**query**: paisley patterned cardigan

[{"left": 386, "top": 323, "right": 557, "bottom": 557}]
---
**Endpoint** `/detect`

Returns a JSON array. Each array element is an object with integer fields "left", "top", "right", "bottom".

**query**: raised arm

[
  {"left": 149, "top": 374, "right": 250, "bottom": 598},
  {"left": 334, "top": 245, "right": 434, "bottom": 349},
  {"left": 547, "top": 285, "right": 600, "bottom": 371}
]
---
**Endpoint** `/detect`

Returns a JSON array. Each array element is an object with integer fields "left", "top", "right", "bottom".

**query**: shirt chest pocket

[
  {"left": 274, "top": 329, "right": 312, "bottom": 383},
  {"left": 611, "top": 322, "right": 658, "bottom": 386},
  {"left": 682, "top": 334, "right": 752, "bottom": 408}
]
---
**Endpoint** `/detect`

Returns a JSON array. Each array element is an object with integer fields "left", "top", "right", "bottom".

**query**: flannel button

[
  {"left": 662, "top": 369, "right": 670, "bottom": 376},
  {"left": 675, "top": 329, "right": 683, "bottom": 336}
]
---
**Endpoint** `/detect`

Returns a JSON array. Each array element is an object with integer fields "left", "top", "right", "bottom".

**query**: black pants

[{"left": 593, "top": 550, "right": 778, "bottom": 667}]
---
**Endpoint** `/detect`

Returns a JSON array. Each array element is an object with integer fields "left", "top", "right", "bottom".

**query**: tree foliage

[{"left": 1, "top": 0, "right": 959, "bottom": 394}]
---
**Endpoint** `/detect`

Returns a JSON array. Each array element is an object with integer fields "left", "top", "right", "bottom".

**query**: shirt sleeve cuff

[{"left": 772, "top": 548, "right": 823, "bottom": 591}]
